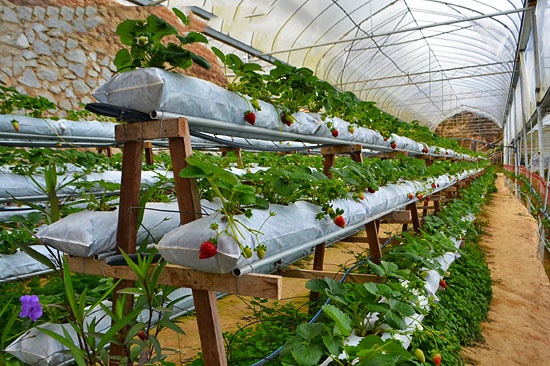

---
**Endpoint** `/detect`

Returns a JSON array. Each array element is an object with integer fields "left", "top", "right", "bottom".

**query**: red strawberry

[
  {"left": 384, "top": 137, "right": 388, "bottom": 142},
  {"left": 244, "top": 111, "right": 256, "bottom": 125},
  {"left": 282, "top": 113, "right": 294, "bottom": 126},
  {"left": 426, "top": 196, "right": 430, "bottom": 201},
  {"left": 432, "top": 183, "right": 437, "bottom": 188},
  {"left": 390, "top": 142, "right": 397, "bottom": 149},
  {"left": 417, "top": 194, "right": 423, "bottom": 199},
  {"left": 334, "top": 215, "right": 346, "bottom": 228},
  {"left": 368, "top": 187, "right": 376, "bottom": 194},
  {"left": 439, "top": 279, "right": 447, "bottom": 290},
  {"left": 137, "top": 331, "right": 147, "bottom": 341},
  {"left": 446, "top": 152, "right": 449, "bottom": 155},
  {"left": 432, "top": 354, "right": 442, "bottom": 366},
  {"left": 408, "top": 193, "right": 414, "bottom": 199},
  {"left": 199, "top": 241, "right": 217, "bottom": 259},
  {"left": 331, "top": 129, "right": 339, "bottom": 137},
  {"left": 437, "top": 183, "right": 440, "bottom": 187}
]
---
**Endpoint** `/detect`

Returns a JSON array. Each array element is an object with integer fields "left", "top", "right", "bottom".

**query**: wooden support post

[
  {"left": 144, "top": 142, "right": 154, "bottom": 165},
  {"left": 323, "top": 153, "right": 335, "bottom": 178},
  {"left": 111, "top": 119, "right": 227, "bottom": 366},
  {"left": 422, "top": 200, "right": 429, "bottom": 217},
  {"left": 169, "top": 120, "right": 227, "bottom": 366},
  {"left": 192, "top": 290, "right": 227, "bottom": 366},
  {"left": 110, "top": 139, "right": 143, "bottom": 364},
  {"left": 365, "top": 221, "right": 382, "bottom": 264},
  {"left": 220, "top": 146, "right": 243, "bottom": 168},
  {"left": 309, "top": 242, "right": 326, "bottom": 307},
  {"left": 406, "top": 202, "right": 421, "bottom": 232}
]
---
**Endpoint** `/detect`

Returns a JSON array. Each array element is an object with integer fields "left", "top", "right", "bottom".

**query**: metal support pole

[{"left": 531, "top": 6, "right": 545, "bottom": 177}]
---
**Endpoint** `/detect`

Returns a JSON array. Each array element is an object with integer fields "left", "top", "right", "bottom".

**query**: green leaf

[
  {"left": 322, "top": 334, "right": 342, "bottom": 356},
  {"left": 179, "top": 165, "right": 207, "bottom": 178},
  {"left": 322, "top": 304, "right": 351, "bottom": 337},
  {"left": 292, "top": 342, "right": 324, "bottom": 366},
  {"left": 114, "top": 49, "right": 133, "bottom": 72},
  {"left": 37, "top": 327, "right": 87, "bottom": 366},
  {"left": 158, "top": 319, "right": 186, "bottom": 335},
  {"left": 305, "top": 279, "right": 328, "bottom": 293},
  {"left": 384, "top": 311, "right": 407, "bottom": 330},
  {"left": 296, "top": 323, "right": 324, "bottom": 340},
  {"left": 27, "top": 211, "right": 43, "bottom": 225},
  {"left": 363, "top": 282, "right": 379, "bottom": 296},
  {"left": 172, "top": 7, "right": 189, "bottom": 25},
  {"left": 388, "top": 298, "right": 415, "bottom": 317},
  {"left": 211, "top": 46, "right": 226, "bottom": 63},
  {"left": 14, "top": 241, "right": 56, "bottom": 271},
  {"left": 116, "top": 287, "right": 144, "bottom": 295}
]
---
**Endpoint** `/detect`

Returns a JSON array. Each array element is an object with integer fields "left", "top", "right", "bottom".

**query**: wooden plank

[
  {"left": 323, "top": 153, "right": 335, "bottom": 178},
  {"left": 351, "top": 150, "right": 363, "bottom": 163},
  {"left": 111, "top": 140, "right": 143, "bottom": 365},
  {"left": 66, "top": 256, "right": 283, "bottom": 300},
  {"left": 309, "top": 242, "right": 326, "bottom": 306},
  {"left": 346, "top": 236, "right": 369, "bottom": 243},
  {"left": 377, "top": 151, "right": 408, "bottom": 159},
  {"left": 444, "top": 186, "right": 458, "bottom": 192},
  {"left": 144, "top": 141, "right": 154, "bottom": 165},
  {"left": 169, "top": 121, "right": 202, "bottom": 225},
  {"left": 220, "top": 147, "right": 243, "bottom": 168},
  {"left": 365, "top": 221, "right": 382, "bottom": 264},
  {"left": 192, "top": 289, "right": 227, "bottom": 366},
  {"left": 379, "top": 210, "right": 411, "bottom": 224},
  {"left": 115, "top": 118, "right": 186, "bottom": 141},
  {"left": 407, "top": 202, "right": 421, "bottom": 232},
  {"left": 280, "top": 269, "right": 382, "bottom": 283},
  {"left": 321, "top": 144, "right": 362, "bottom": 155}
]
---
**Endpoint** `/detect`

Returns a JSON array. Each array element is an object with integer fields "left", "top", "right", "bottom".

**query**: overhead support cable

[
  {"left": 333, "top": 61, "right": 514, "bottom": 86},
  {"left": 352, "top": 71, "right": 513, "bottom": 91},
  {"left": 255, "top": 7, "right": 530, "bottom": 57}
]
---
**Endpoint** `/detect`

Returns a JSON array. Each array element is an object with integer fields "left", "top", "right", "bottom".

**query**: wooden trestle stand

[{"left": 67, "top": 118, "right": 282, "bottom": 366}]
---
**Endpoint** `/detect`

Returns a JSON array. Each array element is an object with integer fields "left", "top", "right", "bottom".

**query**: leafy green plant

[
  {"left": 0, "top": 85, "right": 56, "bottom": 118},
  {"left": 114, "top": 8, "right": 211, "bottom": 73}
]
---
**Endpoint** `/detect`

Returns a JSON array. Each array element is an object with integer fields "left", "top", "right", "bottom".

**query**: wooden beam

[
  {"left": 192, "top": 290, "right": 227, "bottom": 366},
  {"left": 365, "top": 221, "right": 382, "bottom": 264},
  {"left": 407, "top": 202, "right": 421, "bottom": 232},
  {"left": 321, "top": 144, "right": 362, "bottom": 155},
  {"left": 144, "top": 142, "right": 154, "bottom": 165},
  {"left": 377, "top": 151, "right": 408, "bottom": 159},
  {"left": 220, "top": 147, "right": 243, "bottom": 168},
  {"left": 280, "top": 269, "right": 382, "bottom": 283},
  {"left": 346, "top": 236, "right": 368, "bottom": 243},
  {"left": 115, "top": 118, "right": 186, "bottom": 142},
  {"left": 66, "top": 256, "right": 283, "bottom": 300},
  {"left": 379, "top": 210, "right": 411, "bottom": 224}
]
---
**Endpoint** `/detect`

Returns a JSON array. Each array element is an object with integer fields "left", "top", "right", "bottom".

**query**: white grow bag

[
  {"left": 36, "top": 200, "right": 221, "bottom": 258},
  {"left": 156, "top": 169, "right": 482, "bottom": 274},
  {"left": 93, "top": 68, "right": 469, "bottom": 157}
]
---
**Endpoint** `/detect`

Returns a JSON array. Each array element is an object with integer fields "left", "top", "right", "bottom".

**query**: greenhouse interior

[{"left": 0, "top": 0, "right": 550, "bottom": 365}]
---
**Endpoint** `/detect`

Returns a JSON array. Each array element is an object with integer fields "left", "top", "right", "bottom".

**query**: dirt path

[{"left": 462, "top": 175, "right": 550, "bottom": 366}]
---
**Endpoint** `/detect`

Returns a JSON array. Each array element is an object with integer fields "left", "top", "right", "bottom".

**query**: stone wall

[
  {"left": 0, "top": 0, "right": 226, "bottom": 114},
  {"left": 435, "top": 111, "right": 502, "bottom": 150}
]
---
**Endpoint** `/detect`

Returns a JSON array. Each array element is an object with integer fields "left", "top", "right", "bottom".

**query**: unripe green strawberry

[
  {"left": 414, "top": 349, "right": 426, "bottom": 363},
  {"left": 420, "top": 270, "right": 428, "bottom": 279},
  {"left": 348, "top": 125, "right": 355, "bottom": 134},
  {"left": 11, "top": 120, "right": 19, "bottom": 132},
  {"left": 243, "top": 246, "right": 253, "bottom": 258},
  {"left": 257, "top": 248, "right": 265, "bottom": 259},
  {"left": 251, "top": 99, "right": 261, "bottom": 110}
]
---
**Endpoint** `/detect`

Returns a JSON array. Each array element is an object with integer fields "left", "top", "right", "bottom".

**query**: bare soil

[{"left": 462, "top": 175, "right": 550, "bottom": 366}]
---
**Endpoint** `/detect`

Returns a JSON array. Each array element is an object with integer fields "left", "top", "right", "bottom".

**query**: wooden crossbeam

[
  {"left": 280, "top": 269, "right": 382, "bottom": 283},
  {"left": 115, "top": 118, "right": 186, "bottom": 141},
  {"left": 321, "top": 144, "right": 362, "bottom": 155},
  {"left": 377, "top": 151, "right": 408, "bottom": 159},
  {"left": 379, "top": 210, "right": 411, "bottom": 224},
  {"left": 66, "top": 256, "right": 282, "bottom": 300}
]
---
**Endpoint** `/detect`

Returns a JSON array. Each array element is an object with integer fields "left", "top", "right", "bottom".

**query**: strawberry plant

[{"left": 114, "top": 8, "right": 211, "bottom": 73}]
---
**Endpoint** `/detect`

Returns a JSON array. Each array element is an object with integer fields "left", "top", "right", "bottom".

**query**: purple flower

[{"left": 19, "top": 295, "right": 42, "bottom": 322}]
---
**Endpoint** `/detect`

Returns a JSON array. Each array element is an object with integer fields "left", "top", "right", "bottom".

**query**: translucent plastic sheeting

[
  {"left": 94, "top": 69, "right": 473, "bottom": 160},
  {"left": 36, "top": 200, "right": 222, "bottom": 258},
  {"left": 0, "top": 245, "right": 60, "bottom": 282},
  {"left": 156, "top": 169, "right": 481, "bottom": 274},
  {"left": 537, "top": 0, "right": 550, "bottom": 95},
  {"left": 175, "top": 0, "right": 523, "bottom": 128},
  {"left": 6, "top": 289, "right": 195, "bottom": 366}
]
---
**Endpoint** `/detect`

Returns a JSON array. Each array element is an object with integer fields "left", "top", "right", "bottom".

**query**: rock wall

[
  {"left": 435, "top": 111, "right": 502, "bottom": 150},
  {"left": 0, "top": 0, "right": 226, "bottom": 114}
]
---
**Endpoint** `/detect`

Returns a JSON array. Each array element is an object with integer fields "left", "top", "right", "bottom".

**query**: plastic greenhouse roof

[{"left": 172, "top": 0, "right": 525, "bottom": 129}]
